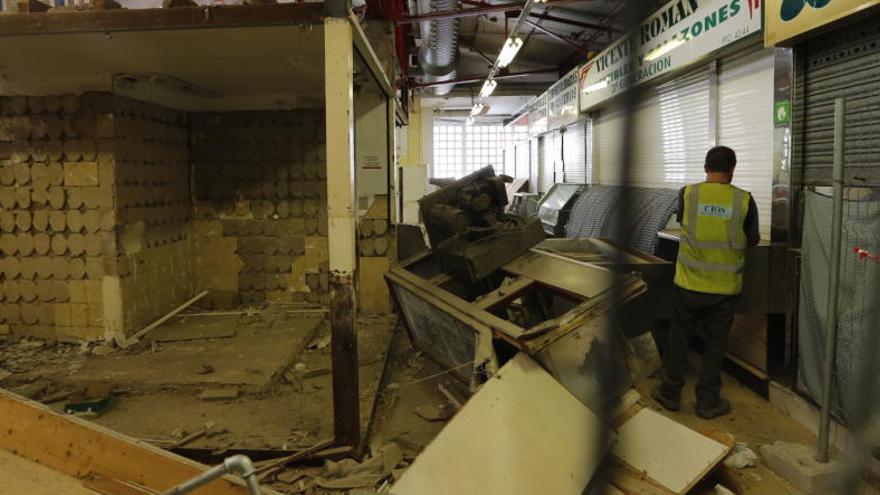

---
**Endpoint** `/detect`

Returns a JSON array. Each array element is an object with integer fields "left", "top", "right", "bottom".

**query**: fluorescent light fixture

[
  {"left": 479, "top": 79, "right": 498, "bottom": 98},
  {"left": 497, "top": 37, "right": 523, "bottom": 68},
  {"left": 466, "top": 117, "right": 475, "bottom": 125},
  {"left": 644, "top": 38, "right": 685, "bottom": 61},
  {"left": 470, "top": 103, "right": 484, "bottom": 116},
  {"left": 582, "top": 79, "right": 609, "bottom": 94}
]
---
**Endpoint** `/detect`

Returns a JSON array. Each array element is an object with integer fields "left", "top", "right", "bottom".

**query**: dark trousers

[{"left": 659, "top": 286, "right": 739, "bottom": 406}]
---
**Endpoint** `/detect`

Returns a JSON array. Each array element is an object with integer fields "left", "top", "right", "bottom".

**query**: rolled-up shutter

[
  {"left": 562, "top": 119, "right": 590, "bottom": 184},
  {"left": 595, "top": 68, "right": 710, "bottom": 188},
  {"left": 537, "top": 134, "right": 555, "bottom": 193},
  {"left": 529, "top": 137, "right": 539, "bottom": 193},
  {"left": 718, "top": 48, "right": 775, "bottom": 237}
]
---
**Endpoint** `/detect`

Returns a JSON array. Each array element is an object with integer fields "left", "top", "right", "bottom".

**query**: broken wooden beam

[{"left": 117, "top": 290, "right": 209, "bottom": 348}]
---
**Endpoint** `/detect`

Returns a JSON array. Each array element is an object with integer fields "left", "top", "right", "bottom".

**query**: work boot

[
  {"left": 695, "top": 398, "right": 732, "bottom": 419},
  {"left": 651, "top": 385, "right": 681, "bottom": 412}
]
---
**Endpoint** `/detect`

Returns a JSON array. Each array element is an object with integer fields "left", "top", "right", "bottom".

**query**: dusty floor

[{"left": 0, "top": 315, "right": 844, "bottom": 495}]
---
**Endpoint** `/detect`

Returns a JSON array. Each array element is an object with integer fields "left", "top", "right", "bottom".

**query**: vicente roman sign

[{"left": 578, "top": 0, "right": 762, "bottom": 112}]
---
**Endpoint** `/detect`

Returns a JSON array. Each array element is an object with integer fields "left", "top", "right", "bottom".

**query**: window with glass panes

[{"left": 432, "top": 123, "right": 506, "bottom": 178}]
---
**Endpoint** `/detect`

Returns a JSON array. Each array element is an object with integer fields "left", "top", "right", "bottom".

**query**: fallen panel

[
  {"left": 150, "top": 314, "right": 239, "bottom": 342},
  {"left": 391, "top": 354, "right": 611, "bottom": 495},
  {"left": 611, "top": 408, "right": 732, "bottom": 494},
  {"left": 63, "top": 315, "right": 322, "bottom": 392}
]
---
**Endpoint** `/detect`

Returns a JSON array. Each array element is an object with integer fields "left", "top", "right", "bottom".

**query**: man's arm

[
  {"left": 743, "top": 194, "right": 760, "bottom": 246},
  {"left": 676, "top": 186, "right": 685, "bottom": 224}
]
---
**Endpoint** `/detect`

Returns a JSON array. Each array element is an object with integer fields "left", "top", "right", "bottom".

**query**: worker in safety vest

[{"left": 652, "top": 146, "right": 760, "bottom": 419}]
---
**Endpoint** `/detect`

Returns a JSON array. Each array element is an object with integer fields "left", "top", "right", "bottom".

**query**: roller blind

[
  {"left": 529, "top": 137, "right": 539, "bottom": 193},
  {"left": 562, "top": 120, "right": 591, "bottom": 184},
  {"left": 719, "top": 48, "right": 775, "bottom": 237},
  {"left": 595, "top": 68, "right": 711, "bottom": 188},
  {"left": 538, "top": 133, "right": 561, "bottom": 193}
]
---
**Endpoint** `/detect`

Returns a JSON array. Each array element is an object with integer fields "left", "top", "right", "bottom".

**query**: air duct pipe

[{"left": 414, "top": 0, "right": 460, "bottom": 95}]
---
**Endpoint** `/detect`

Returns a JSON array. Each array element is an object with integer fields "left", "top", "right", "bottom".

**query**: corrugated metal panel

[
  {"left": 595, "top": 68, "right": 710, "bottom": 188},
  {"left": 719, "top": 48, "right": 776, "bottom": 237},
  {"left": 515, "top": 142, "right": 530, "bottom": 180},
  {"left": 799, "top": 14, "right": 880, "bottom": 185},
  {"left": 562, "top": 120, "right": 591, "bottom": 184}
]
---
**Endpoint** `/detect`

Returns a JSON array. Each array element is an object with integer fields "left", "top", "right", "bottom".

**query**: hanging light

[
  {"left": 497, "top": 37, "right": 524, "bottom": 68},
  {"left": 470, "top": 103, "right": 484, "bottom": 116},
  {"left": 644, "top": 37, "right": 685, "bottom": 61},
  {"left": 582, "top": 79, "right": 609, "bottom": 94},
  {"left": 479, "top": 79, "right": 498, "bottom": 98}
]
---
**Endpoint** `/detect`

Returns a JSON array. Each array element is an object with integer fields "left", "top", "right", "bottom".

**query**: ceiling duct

[{"left": 414, "top": 0, "right": 460, "bottom": 95}]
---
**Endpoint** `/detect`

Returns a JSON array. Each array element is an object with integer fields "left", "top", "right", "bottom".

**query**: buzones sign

[{"left": 578, "top": 0, "right": 762, "bottom": 112}]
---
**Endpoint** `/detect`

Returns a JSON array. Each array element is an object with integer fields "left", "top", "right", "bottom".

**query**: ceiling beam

[
  {"left": 524, "top": 19, "right": 593, "bottom": 54},
  {"left": 526, "top": 11, "right": 619, "bottom": 33}
]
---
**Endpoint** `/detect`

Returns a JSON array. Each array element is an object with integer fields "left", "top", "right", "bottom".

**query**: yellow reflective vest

[{"left": 674, "top": 182, "right": 751, "bottom": 295}]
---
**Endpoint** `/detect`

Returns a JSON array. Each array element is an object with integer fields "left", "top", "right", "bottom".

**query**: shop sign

[
  {"left": 578, "top": 0, "right": 762, "bottom": 112},
  {"left": 547, "top": 67, "right": 580, "bottom": 131},
  {"left": 765, "top": 0, "right": 879, "bottom": 46},
  {"left": 774, "top": 100, "right": 791, "bottom": 124},
  {"left": 527, "top": 93, "right": 548, "bottom": 137}
]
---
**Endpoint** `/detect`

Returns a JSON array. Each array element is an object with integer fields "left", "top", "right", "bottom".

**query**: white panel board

[
  {"left": 392, "top": 354, "right": 609, "bottom": 495},
  {"left": 611, "top": 408, "right": 730, "bottom": 494}
]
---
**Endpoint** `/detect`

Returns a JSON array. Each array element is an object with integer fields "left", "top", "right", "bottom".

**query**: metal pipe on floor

[
  {"left": 162, "top": 455, "right": 262, "bottom": 495},
  {"left": 817, "top": 97, "right": 846, "bottom": 463}
]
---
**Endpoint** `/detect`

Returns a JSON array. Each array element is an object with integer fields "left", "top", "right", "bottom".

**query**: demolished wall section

[
  {"left": 0, "top": 94, "right": 117, "bottom": 341},
  {"left": 190, "top": 110, "right": 329, "bottom": 306},
  {"left": 113, "top": 96, "right": 195, "bottom": 334}
]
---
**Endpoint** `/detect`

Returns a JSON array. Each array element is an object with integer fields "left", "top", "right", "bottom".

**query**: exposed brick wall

[{"left": 190, "top": 110, "right": 329, "bottom": 306}]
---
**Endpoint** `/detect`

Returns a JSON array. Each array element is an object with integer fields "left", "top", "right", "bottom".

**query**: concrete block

[
  {"left": 759, "top": 441, "right": 842, "bottom": 494},
  {"left": 64, "top": 162, "right": 99, "bottom": 187}
]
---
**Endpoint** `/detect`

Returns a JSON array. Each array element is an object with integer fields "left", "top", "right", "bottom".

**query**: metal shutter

[
  {"left": 595, "top": 68, "right": 711, "bottom": 188},
  {"left": 718, "top": 48, "right": 777, "bottom": 237},
  {"left": 562, "top": 120, "right": 591, "bottom": 184},
  {"left": 529, "top": 137, "right": 539, "bottom": 193},
  {"left": 515, "top": 142, "right": 530, "bottom": 180},
  {"left": 538, "top": 133, "right": 559, "bottom": 193},
  {"left": 797, "top": 14, "right": 880, "bottom": 186}
]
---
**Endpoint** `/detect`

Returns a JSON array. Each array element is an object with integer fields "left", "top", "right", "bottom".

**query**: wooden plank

[
  {"left": 610, "top": 408, "right": 732, "bottom": 494},
  {"left": 0, "top": 449, "right": 100, "bottom": 495},
  {"left": 0, "top": 390, "right": 275, "bottom": 494},
  {"left": 392, "top": 354, "right": 611, "bottom": 495},
  {"left": 118, "top": 290, "right": 209, "bottom": 347},
  {"left": 0, "top": 3, "right": 323, "bottom": 36},
  {"left": 474, "top": 276, "right": 535, "bottom": 310}
]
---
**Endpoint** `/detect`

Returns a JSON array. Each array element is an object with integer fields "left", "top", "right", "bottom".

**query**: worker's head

[{"left": 704, "top": 146, "right": 737, "bottom": 181}]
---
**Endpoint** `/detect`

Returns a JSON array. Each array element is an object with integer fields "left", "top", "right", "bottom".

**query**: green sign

[{"left": 774, "top": 100, "right": 791, "bottom": 125}]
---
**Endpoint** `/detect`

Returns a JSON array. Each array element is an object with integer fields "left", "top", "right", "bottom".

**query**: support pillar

[{"left": 324, "top": 17, "right": 360, "bottom": 448}]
